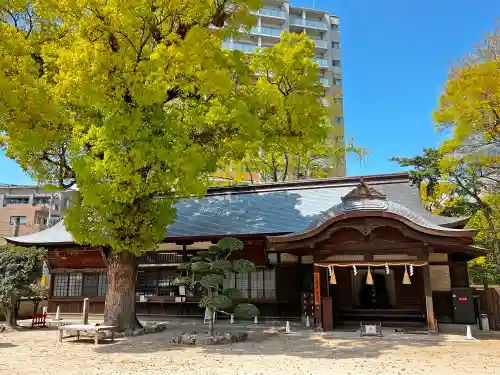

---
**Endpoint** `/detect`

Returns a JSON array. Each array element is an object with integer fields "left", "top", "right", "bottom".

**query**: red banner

[{"left": 313, "top": 271, "right": 321, "bottom": 310}]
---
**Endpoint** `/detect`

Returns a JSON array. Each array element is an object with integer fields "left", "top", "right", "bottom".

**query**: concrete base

[{"left": 438, "top": 324, "right": 481, "bottom": 335}]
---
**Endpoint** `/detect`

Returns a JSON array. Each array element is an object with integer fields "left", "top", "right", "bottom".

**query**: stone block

[
  {"left": 170, "top": 331, "right": 248, "bottom": 346},
  {"left": 155, "top": 323, "right": 167, "bottom": 332},
  {"left": 133, "top": 328, "right": 145, "bottom": 336},
  {"left": 123, "top": 328, "right": 134, "bottom": 337}
]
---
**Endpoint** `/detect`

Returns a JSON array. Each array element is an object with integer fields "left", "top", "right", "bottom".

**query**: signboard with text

[{"left": 313, "top": 271, "right": 320, "bottom": 310}]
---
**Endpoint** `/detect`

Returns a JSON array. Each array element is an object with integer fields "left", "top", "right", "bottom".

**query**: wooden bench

[
  {"left": 30, "top": 313, "right": 47, "bottom": 329},
  {"left": 58, "top": 324, "right": 117, "bottom": 345}
]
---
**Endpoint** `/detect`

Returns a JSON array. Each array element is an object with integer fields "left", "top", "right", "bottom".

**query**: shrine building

[{"left": 6, "top": 172, "right": 484, "bottom": 332}]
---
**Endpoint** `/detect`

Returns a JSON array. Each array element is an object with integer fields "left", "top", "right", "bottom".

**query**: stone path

[{"left": 1, "top": 326, "right": 500, "bottom": 374}]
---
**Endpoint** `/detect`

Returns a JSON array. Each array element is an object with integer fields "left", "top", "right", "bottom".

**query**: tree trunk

[
  {"left": 207, "top": 287, "right": 215, "bottom": 336},
  {"left": 5, "top": 308, "right": 16, "bottom": 327},
  {"left": 482, "top": 209, "right": 500, "bottom": 272},
  {"left": 104, "top": 251, "right": 142, "bottom": 331},
  {"left": 4, "top": 297, "right": 18, "bottom": 327},
  {"left": 33, "top": 299, "right": 41, "bottom": 315},
  {"left": 13, "top": 297, "right": 20, "bottom": 323},
  {"left": 208, "top": 308, "right": 214, "bottom": 336}
]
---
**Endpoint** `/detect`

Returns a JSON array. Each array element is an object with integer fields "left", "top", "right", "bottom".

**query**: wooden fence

[
  {"left": 472, "top": 285, "right": 500, "bottom": 330},
  {"left": 484, "top": 287, "right": 500, "bottom": 330}
]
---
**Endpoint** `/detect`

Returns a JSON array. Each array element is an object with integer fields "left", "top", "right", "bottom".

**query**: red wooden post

[{"left": 313, "top": 264, "right": 323, "bottom": 330}]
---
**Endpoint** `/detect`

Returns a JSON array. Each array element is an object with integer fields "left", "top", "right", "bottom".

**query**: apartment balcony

[
  {"left": 312, "top": 39, "right": 329, "bottom": 49},
  {"left": 290, "top": 17, "right": 327, "bottom": 31},
  {"left": 222, "top": 41, "right": 258, "bottom": 53},
  {"left": 255, "top": 8, "right": 286, "bottom": 19},
  {"left": 250, "top": 26, "right": 282, "bottom": 38},
  {"left": 319, "top": 78, "right": 330, "bottom": 87},
  {"left": 313, "top": 58, "right": 329, "bottom": 69}
]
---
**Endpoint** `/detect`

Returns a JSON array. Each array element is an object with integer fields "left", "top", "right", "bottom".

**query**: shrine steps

[{"left": 338, "top": 308, "right": 426, "bottom": 326}]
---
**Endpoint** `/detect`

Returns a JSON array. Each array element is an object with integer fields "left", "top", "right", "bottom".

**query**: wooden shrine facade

[
  {"left": 6, "top": 174, "right": 484, "bottom": 331},
  {"left": 266, "top": 180, "right": 482, "bottom": 331}
]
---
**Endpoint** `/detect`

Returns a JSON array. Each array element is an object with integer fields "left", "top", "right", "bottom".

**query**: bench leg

[
  {"left": 58, "top": 329, "right": 63, "bottom": 343},
  {"left": 95, "top": 331, "right": 99, "bottom": 345}
]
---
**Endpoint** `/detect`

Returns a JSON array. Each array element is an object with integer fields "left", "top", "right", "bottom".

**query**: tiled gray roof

[
  {"left": 308, "top": 201, "right": 465, "bottom": 233},
  {"left": 6, "top": 174, "right": 469, "bottom": 245}
]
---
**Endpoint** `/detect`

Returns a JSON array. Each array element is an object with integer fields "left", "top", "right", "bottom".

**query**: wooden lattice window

[
  {"left": 53, "top": 272, "right": 106, "bottom": 297},
  {"left": 225, "top": 269, "right": 276, "bottom": 299}
]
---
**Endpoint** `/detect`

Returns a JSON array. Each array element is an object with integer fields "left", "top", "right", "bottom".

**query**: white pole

[
  {"left": 253, "top": 316, "right": 258, "bottom": 324},
  {"left": 48, "top": 194, "right": 53, "bottom": 224},
  {"left": 230, "top": 314, "right": 234, "bottom": 324},
  {"left": 305, "top": 315, "right": 310, "bottom": 328},
  {"left": 466, "top": 325, "right": 474, "bottom": 340},
  {"left": 42, "top": 306, "right": 47, "bottom": 315},
  {"left": 55, "top": 306, "right": 61, "bottom": 321},
  {"left": 285, "top": 321, "right": 291, "bottom": 333}
]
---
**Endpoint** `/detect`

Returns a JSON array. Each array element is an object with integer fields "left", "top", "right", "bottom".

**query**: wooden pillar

[
  {"left": 322, "top": 297, "right": 333, "bottom": 331},
  {"left": 422, "top": 264, "right": 437, "bottom": 332},
  {"left": 82, "top": 298, "right": 90, "bottom": 325},
  {"left": 313, "top": 264, "right": 323, "bottom": 330}
]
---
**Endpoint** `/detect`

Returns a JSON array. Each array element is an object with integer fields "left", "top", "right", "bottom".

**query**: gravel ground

[{"left": 1, "top": 327, "right": 500, "bottom": 375}]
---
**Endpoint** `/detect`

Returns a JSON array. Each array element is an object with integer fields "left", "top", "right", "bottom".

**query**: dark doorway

[{"left": 360, "top": 272, "right": 390, "bottom": 309}]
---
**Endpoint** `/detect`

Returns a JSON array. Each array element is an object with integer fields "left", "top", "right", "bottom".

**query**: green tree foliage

[
  {"left": 434, "top": 22, "right": 499, "bottom": 156},
  {"left": 220, "top": 31, "right": 365, "bottom": 182},
  {"left": 465, "top": 194, "right": 500, "bottom": 283},
  {"left": 469, "top": 256, "right": 500, "bottom": 284},
  {"left": 392, "top": 23, "right": 500, "bottom": 280},
  {"left": 0, "top": 0, "right": 326, "bottom": 330},
  {"left": 28, "top": 278, "right": 49, "bottom": 315},
  {"left": 0, "top": 246, "right": 46, "bottom": 327},
  {"left": 175, "top": 238, "right": 258, "bottom": 336},
  {"left": 391, "top": 148, "right": 500, "bottom": 271}
]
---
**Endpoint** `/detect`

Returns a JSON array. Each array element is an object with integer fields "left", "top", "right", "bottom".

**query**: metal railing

[
  {"left": 257, "top": 8, "right": 285, "bottom": 18},
  {"left": 139, "top": 252, "right": 184, "bottom": 264},
  {"left": 312, "top": 58, "right": 329, "bottom": 68},
  {"left": 250, "top": 26, "right": 282, "bottom": 37},
  {"left": 312, "top": 39, "right": 329, "bottom": 49},
  {"left": 222, "top": 41, "right": 258, "bottom": 53},
  {"left": 290, "top": 17, "right": 327, "bottom": 30}
]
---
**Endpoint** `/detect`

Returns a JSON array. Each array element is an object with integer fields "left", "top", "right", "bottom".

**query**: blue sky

[{"left": 1, "top": 0, "right": 499, "bottom": 184}]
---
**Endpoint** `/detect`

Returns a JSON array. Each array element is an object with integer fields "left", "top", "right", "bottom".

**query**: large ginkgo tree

[{"left": 0, "top": 0, "right": 334, "bottom": 331}]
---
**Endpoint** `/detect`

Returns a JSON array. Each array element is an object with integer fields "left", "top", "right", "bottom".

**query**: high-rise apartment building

[{"left": 222, "top": 0, "right": 345, "bottom": 176}]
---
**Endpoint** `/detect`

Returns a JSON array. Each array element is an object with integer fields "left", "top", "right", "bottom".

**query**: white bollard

[
  {"left": 54, "top": 306, "right": 61, "bottom": 321},
  {"left": 253, "top": 316, "right": 258, "bottom": 324},
  {"left": 305, "top": 315, "right": 310, "bottom": 328},
  {"left": 42, "top": 306, "right": 47, "bottom": 315},
  {"left": 230, "top": 314, "right": 234, "bottom": 324},
  {"left": 466, "top": 325, "right": 474, "bottom": 340},
  {"left": 285, "top": 321, "right": 291, "bottom": 333}
]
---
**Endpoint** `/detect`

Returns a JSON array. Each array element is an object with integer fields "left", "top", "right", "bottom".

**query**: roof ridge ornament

[{"left": 341, "top": 178, "right": 387, "bottom": 202}]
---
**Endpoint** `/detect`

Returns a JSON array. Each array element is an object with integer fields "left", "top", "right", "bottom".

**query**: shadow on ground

[
  {"left": 66, "top": 338, "right": 115, "bottom": 345},
  {"left": 93, "top": 329, "right": 449, "bottom": 360},
  {"left": 0, "top": 342, "right": 17, "bottom": 348}
]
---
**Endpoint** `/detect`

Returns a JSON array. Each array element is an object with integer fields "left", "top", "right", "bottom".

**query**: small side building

[
  {"left": 6, "top": 173, "right": 483, "bottom": 331},
  {"left": 0, "top": 184, "right": 73, "bottom": 243}
]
